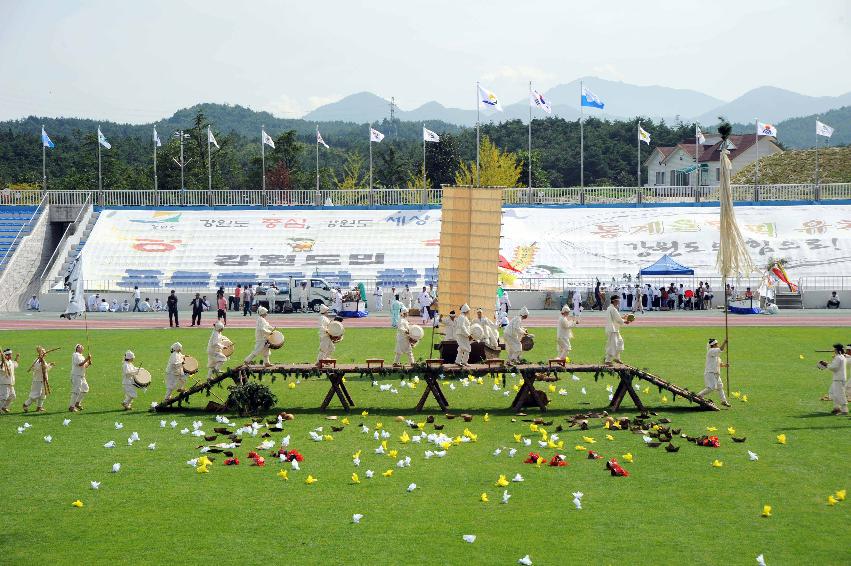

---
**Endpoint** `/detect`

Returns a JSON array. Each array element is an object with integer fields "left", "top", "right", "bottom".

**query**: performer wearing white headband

[
  {"left": 454, "top": 304, "right": 473, "bottom": 366},
  {"left": 556, "top": 305, "right": 577, "bottom": 361},
  {"left": 317, "top": 304, "right": 336, "bottom": 364},
  {"left": 394, "top": 307, "right": 415, "bottom": 366},
  {"left": 164, "top": 342, "right": 186, "bottom": 402},
  {"left": 0, "top": 348, "right": 19, "bottom": 413},
  {"left": 69, "top": 344, "right": 91, "bottom": 412},
  {"left": 207, "top": 321, "right": 231, "bottom": 378},
  {"left": 697, "top": 338, "right": 730, "bottom": 407},
  {"left": 504, "top": 307, "right": 529, "bottom": 364},
  {"left": 244, "top": 306, "right": 274, "bottom": 366},
  {"left": 121, "top": 350, "right": 141, "bottom": 410},
  {"left": 23, "top": 347, "right": 53, "bottom": 413}
]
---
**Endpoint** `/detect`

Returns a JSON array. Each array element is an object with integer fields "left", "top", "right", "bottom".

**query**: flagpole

[
  {"left": 97, "top": 126, "right": 102, "bottom": 193},
  {"left": 422, "top": 123, "right": 427, "bottom": 192},
  {"left": 754, "top": 118, "right": 759, "bottom": 189},
  {"left": 42, "top": 124, "right": 46, "bottom": 192},
  {"left": 261, "top": 125, "right": 266, "bottom": 192},
  {"left": 815, "top": 117, "right": 820, "bottom": 188},
  {"left": 207, "top": 125, "right": 212, "bottom": 192},
  {"left": 580, "top": 81, "right": 584, "bottom": 188},
  {"left": 694, "top": 123, "right": 699, "bottom": 193},
  {"left": 637, "top": 121, "right": 641, "bottom": 188},
  {"left": 528, "top": 81, "right": 532, "bottom": 191},
  {"left": 476, "top": 82, "right": 480, "bottom": 187},
  {"left": 153, "top": 126, "right": 158, "bottom": 191},
  {"left": 369, "top": 122, "right": 373, "bottom": 192}
]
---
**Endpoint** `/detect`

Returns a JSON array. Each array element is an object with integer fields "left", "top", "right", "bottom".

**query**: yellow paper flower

[
  {"left": 399, "top": 431, "right": 411, "bottom": 444},
  {"left": 604, "top": 420, "right": 611, "bottom": 429},
  {"left": 556, "top": 440, "right": 564, "bottom": 449},
  {"left": 361, "top": 410, "right": 369, "bottom": 417},
  {"left": 536, "top": 457, "right": 545, "bottom": 466},
  {"left": 341, "top": 417, "right": 350, "bottom": 425},
  {"left": 548, "top": 384, "right": 556, "bottom": 393},
  {"left": 799, "top": 354, "right": 805, "bottom": 360},
  {"left": 305, "top": 474, "right": 318, "bottom": 484},
  {"left": 323, "top": 434, "right": 333, "bottom": 441},
  {"left": 727, "top": 427, "right": 736, "bottom": 435},
  {"left": 836, "top": 489, "right": 846, "bottom": 501},
  {"left": 574, "top": 445, "right": 586, "bottom": 451},
  {"left": 440, "top": 441, "right": 452, "bottom": 450},
  {"left": 452, "top": 436, "right": 462, "bottom": 446},
  {"left": 611, "top": 421, "right": 622, "bottom": 430},
  {"left": 622, "top": 453, "right": 634, "bottom": 463},
  {"left": 642, "top": 387, "right": 650, "bottom": 394},
  {"left": 582, "top": 436, "right": 596, "bottom": 444},
  {"left": 72, "top": 500, "right": 84, "bottom": 508},
  {"left": 711, "top": 460, "right": 723, "bottom": 468},
  {"left": 196, "top": 465, "right": 209, "bottom": 474},
  {"left": 706, "top": 427, "right": 717, "bottom": 432},
  {"left": 417, "top": 422, "right": 425, "bottom": 429},
  {"left": 381, "top": 440, "right": 388, "bottom": 451},
  {"left": 513, "top": 433, "right": 522, "bottom": 443},
  {"left": 776, "top": 434, "right": 786, "bottom": 445},
  {"left": 661, "top": 395, "right": 668, "bottom": 403},
  {"left": 483, "top": 413, "right": 490, "bottom": 422},
  {"left": 198, "top": 456, "right": 212, "bottom": 467},
  {"left": 606, "top": 434, "right": 615, "bottom": 441},
  {"left": 731, "top": 391, "right": 741, "bottom": 399},
  {"left": 277, "top": 469, "right": 288, "bottom": 480},
  {"left": 529, "top": 423, "right": 539, "bottom": 432},
  {"left": 351, "top": 473, "right": 360, "bottom": 484},
  {"left": 741, "top": 395, "right": 748, "bottom": 402},
  {"left": 382, "top": 469, "right": 393, "bottom": 477},
  {"left": 480, "top": 492, "right": 489, "bottom": 503},
  {"left": 827, "top": 495, "right": 837, "bottom": 506},
  {"left": 375, "top": 422, "right": 383, "bottom": 430},
  {"left": 761, "top": 505, "right": 772, "bottom": 517},
  {"left": 388, "top": 449, "right": 398, "bottom": 458},
  {"left": 352, "top": 450, "right": 361, "bottom": 460},
  {"left": 546, "top": 440, "right": 557, "bottom": 449},
  {"left": 495, "top": 474, "right": 509, "bottom": 487},
  {"left": 288, "top": 382, "right": 296, "bottom": 389}
]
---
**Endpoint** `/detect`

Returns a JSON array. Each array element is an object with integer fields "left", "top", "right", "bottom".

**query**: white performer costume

[
  {"left": 164, "top": 343, "right": 186, "bottom": 401},
  {"left": 317, "top": 305, "right": 336, "bottom": 362},
  {"left": 122, "top": 351, "right": 140, "bottom": 409},
  {"left": 299, "top": 284, "right": 311, "bottom": 313},
  {"left": 697, "top": 340, "right": 729, "bottom": 405},
  {"left": 604, "top": 301, "right": 626, "bottom": 363},
  {"left": 476, "top": 310, "right": 499, "bottom": 350},
  {"left": 454, "top": 304, "right": 473, "bottom": 366},
  {"left": 572, "top": 289, "right": 582, "bottom": 318},
  {"left": 505, "top": 307, "right": 529, "bottom": 363},
  {"left": 418, "top": 290, "right": 433, "bottom": 325},
  {"left": 69, "top": 346, "right": 90, "bottom": 410},
  {"left": 557, "top": 307, "right": 576, "bottom": 360},
  {"left": 0, "top": 351, "right": 18, "bottom": 412},
  {"left": 24, "top": 352, "right": 52, "bottom": 411},
  {"left": 394, "top": 310, "right": 415, "bottom": 365},
  {"left": 244, "top": 307, "right": 274, "bottom": 365},
  {"left": 400, "top": 286, "right": 412, "bottom": 310},
  {"left": 373, "top": 286, "right": 384, "bottom": 312},
  {"left": 824, "top": 351, "right": 849, "bottom": 414},
  {"left": 207, "top": 322, "right": 231, "bottom": 378}
]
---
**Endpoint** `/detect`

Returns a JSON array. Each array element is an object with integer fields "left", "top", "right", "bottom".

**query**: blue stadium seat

[
  {"left": 166, "top": 271, "right": 212, "bottom": 288},
  {"left": 117, "top": 269, "right": 164, "bottom": 289},
  {"left": 313, "top": 271, "right": 352, "bottom": 287},
  {"left": 377, "top": 268, "right": 419, "bottom": 287},
  {"left": 216, "top": 272, "right": 258, "bottom": 288}
]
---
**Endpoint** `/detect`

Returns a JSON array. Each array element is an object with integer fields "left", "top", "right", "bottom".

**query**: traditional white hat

[
  {"left": 171, "top": 342, "right": 182, "bottom": 352},
  {"left": 75, "top": 343, "right": 84, "bottom": 351},
  {"left": 319, "top": 304, "right": 329, "bottom": 314},
  {"left": 520, "top": 307, "right": 529, "bottom": 317},
  {"left": 708, "top": 338, "right": 718, "bottom": 346},
  {"left": 460, "top": 303, "right": 470, "bottom": 313},
  {"left": 561, "top": 305, "right": 571, "bottom": 313},
  {"left": 3, "top": 348, "right": 11, "bottom": 355},
  {"left": 124, "top": 350, "right": 135, "bottom": 360},
  {"left": 214, "top": 321, "right": 224, "bottom": 331},
  {"left": 257, "top": 306, "right": 268, "bottom": 316}
]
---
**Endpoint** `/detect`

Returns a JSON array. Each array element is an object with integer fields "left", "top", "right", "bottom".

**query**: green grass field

[{"left": 0, "top": 325, "right": 848, "bottom": 565}]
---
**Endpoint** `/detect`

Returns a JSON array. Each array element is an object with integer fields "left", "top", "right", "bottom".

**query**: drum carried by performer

[
  {"left": 207, "top": 321, "right": 233, "bottom": 378},
  {"left": 316, "top": 305, "right": 342, "bottom": 364},
  {"left": 24, "top": 346, "right": 57, "bottom": 413},
  {"left": 244, "top": 306, "right": 276, "bottom": 367},
  {"left": 394, "top": 307, "right": 417, "bottom": 366},
  {"left": 164, "top": 342, "right": 186, "bottom": 402},
  {"left": 121, "top": 350, "right": 144, "bottom": 411},
  {"left": 505, "top": 307, "right": 532, "bottom": 364}
]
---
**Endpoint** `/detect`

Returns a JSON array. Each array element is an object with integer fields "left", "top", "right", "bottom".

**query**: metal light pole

[{"left": 172, "top": 130, "right": 192, "bottom": 190}]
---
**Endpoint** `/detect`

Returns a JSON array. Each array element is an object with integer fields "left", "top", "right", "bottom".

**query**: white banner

[{"left": 79, "top": 205, "right": 851, "bottom": 290}]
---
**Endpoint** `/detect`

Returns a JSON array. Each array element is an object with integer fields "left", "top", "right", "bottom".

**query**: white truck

[{"left": 254, "top": 277, "right": 333, "bottom": 313}]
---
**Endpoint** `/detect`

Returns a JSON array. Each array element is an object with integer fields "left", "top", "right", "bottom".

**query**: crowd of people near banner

[{"left": 588, "top": 280, "right": 737, "bottom": 312}]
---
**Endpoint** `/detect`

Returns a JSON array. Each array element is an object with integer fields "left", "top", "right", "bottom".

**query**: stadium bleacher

[{"left": 0, "top": 206, "right": 37, "bottom": 271}]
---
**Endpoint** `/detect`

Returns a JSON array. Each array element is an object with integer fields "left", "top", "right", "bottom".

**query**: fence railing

[
  {"left": 0, "top": 194, "right": 48, "bottom": 271},
  {"left": 2, "top": 183, "right": 846, "bottom": 210}
]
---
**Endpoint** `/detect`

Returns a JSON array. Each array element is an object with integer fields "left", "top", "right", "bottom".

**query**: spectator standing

[
  {"left": 231, "top": 285, "right": 242, "bottom": 311},
  {"left": 132, "top": 286, "right": 141, "bottom": 312},
  {"left": 166, "top": 290, "right": 179, "bottom": 327},
  {"left": 190, "top": 293, "right": 205, "bottom": 326},
  {"left": 704, "top": 283, "right": 713, "bottom": 309},
  {"left": 217, "top": 294, "right": 228, "bottom": 325},
  {"left": 417, "top": 286, "right": 433, "bottom": 325},
  {"left": 499, "top": 289, "right": 511, "bottom": 315},
  {"left": 243, "top": 285, "right": 254, "bottom": 316},
  {"left": 593, "top": 281, "right": 602, "bottom": 311},
  {"left": 373, "top": 284, "right": 384, "bottom": 312},
  {"left": 400, "top": 285, "right": 413, "bottom": 310}
]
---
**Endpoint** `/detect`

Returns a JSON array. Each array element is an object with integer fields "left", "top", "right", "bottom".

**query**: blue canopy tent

[{"left": 639, "top": 254, "right": 694, "bottom": 276}]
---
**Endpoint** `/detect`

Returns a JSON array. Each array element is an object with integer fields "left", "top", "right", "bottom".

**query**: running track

[{"left": 3, "top": 311, "right": 849, "bottom": 330}]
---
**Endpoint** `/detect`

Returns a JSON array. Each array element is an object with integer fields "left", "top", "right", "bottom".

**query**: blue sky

[{"left": 0, "top": 0, "right": 848, "bottom": 123}]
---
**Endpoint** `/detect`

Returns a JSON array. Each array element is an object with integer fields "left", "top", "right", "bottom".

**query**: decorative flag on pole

[
  {"left": 208, "top": 128, "right": 220, "bottom": 149},
  {"left": 530, "top": 89, "right": 552, "bottom": 114},
  {"left": 696, "top": 126, "right": 706, "bottom": 145},
  {"left": 477, "top": 85, "right": 503, "bottom": 112},
  {"left": 262, "top": 129, "right": 275, "bottom": 148},
  {"left": 580, "top": 86, "right": 605, "bottom": 109},
  {"left": 770, "top": 262, "right": 799, "bottom": 292},
  {"left": 153, "top": 127, "right": 161, "bottom": 147},
  {"left": 757, "top": 122, "right": 777, "bottom": 137},
  {"left": 317, "top": 130, "right": 329, "bottom": 148},
  {"left": 369, "top": 128, "right": 385, "bottom": 143},
  {"left": 423, "top": 127, "right": 440, "bottom": 143},
  {"left": 97, "top": 127, "right": 111, "bottom": 149},
  {"left": 60, "top": 253, "right": 86, "bottom": 319},
  {"left": 639, "top": 125, "right": 651, "bottom": 144},
  {"left": 816, "top": 120, "right": 834, "bottom": 138},
  {"left": 41, "top": 127, "right": 55, "bottom": 148},
  {"left": 716, "top": 146, "right": 754, "bottom": 278}
]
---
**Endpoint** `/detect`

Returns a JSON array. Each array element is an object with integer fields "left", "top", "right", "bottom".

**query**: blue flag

[
  {"left": 581, "top": 86, "right": 605, "bottom": 109},
  {"left": 41, "top": 127, "right": 55, "bottom": 149}
]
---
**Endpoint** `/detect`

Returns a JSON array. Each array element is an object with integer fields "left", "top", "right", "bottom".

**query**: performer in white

[
  {"left": 556, "top": 306, "right": 577, "bottom": 361},
  {"left": 244, "top": 306, "right": 274, "bottom": 366},
  {"left": 417, "top": 287, "right": 433, "bottom": 326},
  {"left": 400, "top": 285, "right": 413, "bottom": 310},
  {"left": 317, "top": 305, "right": 336, "bottom": 364},
  {"left": 454, "top": 304, "right": 473, "bottom": 366},
  {"left": 505, "top": 307, "right": 530, "bottom": 364},
  {"left": 394, "top": 307, "right": 415, "bottom": 366},
  {"left": 572, "top": 288, "right": 583, "bottom": 318},
  {"left": 442, "top": 310, "right": 457, "bottom": 343},
  {"left": 475, "top": 308, "right": 499, "bottom": 350},
  {"left": 373, "top": 285, "right": 384, "bottom": 312},
  {"left": 0, "top": 348, "right": 19, "bottom": 413},
  {"left": 697, "top": 338, "right": 730, "bottom": 406},
  {"left": 206, "top": 321, "right": 231, "bottom": 379},
  {"left": 121, "top": 350, "right": 141, "bottom": 410},
  {"left": 23, "top": 347, "right": 52, "bottom": 412},
  {"left": 818, "top": 343, "right": 848, "bottom": 415},
  {"left": 298, "top": 281, "right": 311, "bottom": 313},
  {"left": 164, "top": 342, "right": 186, "bottom": 402},
  {"left": 499, "top": 290, "right": 511, "bottom": 315},
  {"left": 69, "top": 344, "right": 91, "bottom": 412},
  {"left": 604, "top": 296, "right": 629, "bottom": 364}
]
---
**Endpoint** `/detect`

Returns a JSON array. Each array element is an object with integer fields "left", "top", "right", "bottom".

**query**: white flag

[
  {"left": 153, "top": 127, "right": 161, "bottom": 148},
  {"left": 262, "top": 129, "right": 275, "bottom": 148},
  {"left": 97, "top": 127, "right": 111, "bottom": 149},
  {"left": 696, "top": 126, "right": 706, "bottom": 145},
  {"left": 317, "top": 130, "right": 329, "bottom": 148},
  {"left": 816, "top": 120, "right": 834, "bottom": 138},
  {"left": 530, "top": 89, "right": 552, "bottom": 114},
  {"left": 639, "top": 125, "right": 651, "bottom": 144},
  {"left": 61, "top": 253, "right": 86, "bottom": 319},
  {"left": 423, "top": 127, "right": 440, "bottom": 143},
  {"left": 370, "top": 127, "right": 384, "bottom": 143},
  {"left": 478, "top": 85, "right": 503, "bottom": 112},
  {"left": 757, "top": 122, "right": 777, "bottom": 137},
  {"left": 208, "top": 127, "right": 220, "bottom": 149}
]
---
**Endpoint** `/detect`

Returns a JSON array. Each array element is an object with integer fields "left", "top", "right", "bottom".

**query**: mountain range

[{"left": 305, "top": 76, "right": 851, "bottom": 128}]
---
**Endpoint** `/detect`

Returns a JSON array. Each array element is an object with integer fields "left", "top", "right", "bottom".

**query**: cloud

[
  {"left": 307, "top": 95, "right": 342, "bottom": 111},
  {"left": 481, "top": 66, "right": 555, "bottom": 83},
  {"left": 264, "top": 94, "right": 342, "bottom": 118},
  {"left": 591, "top": 63, "right": 625, "bottom": 82}
]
